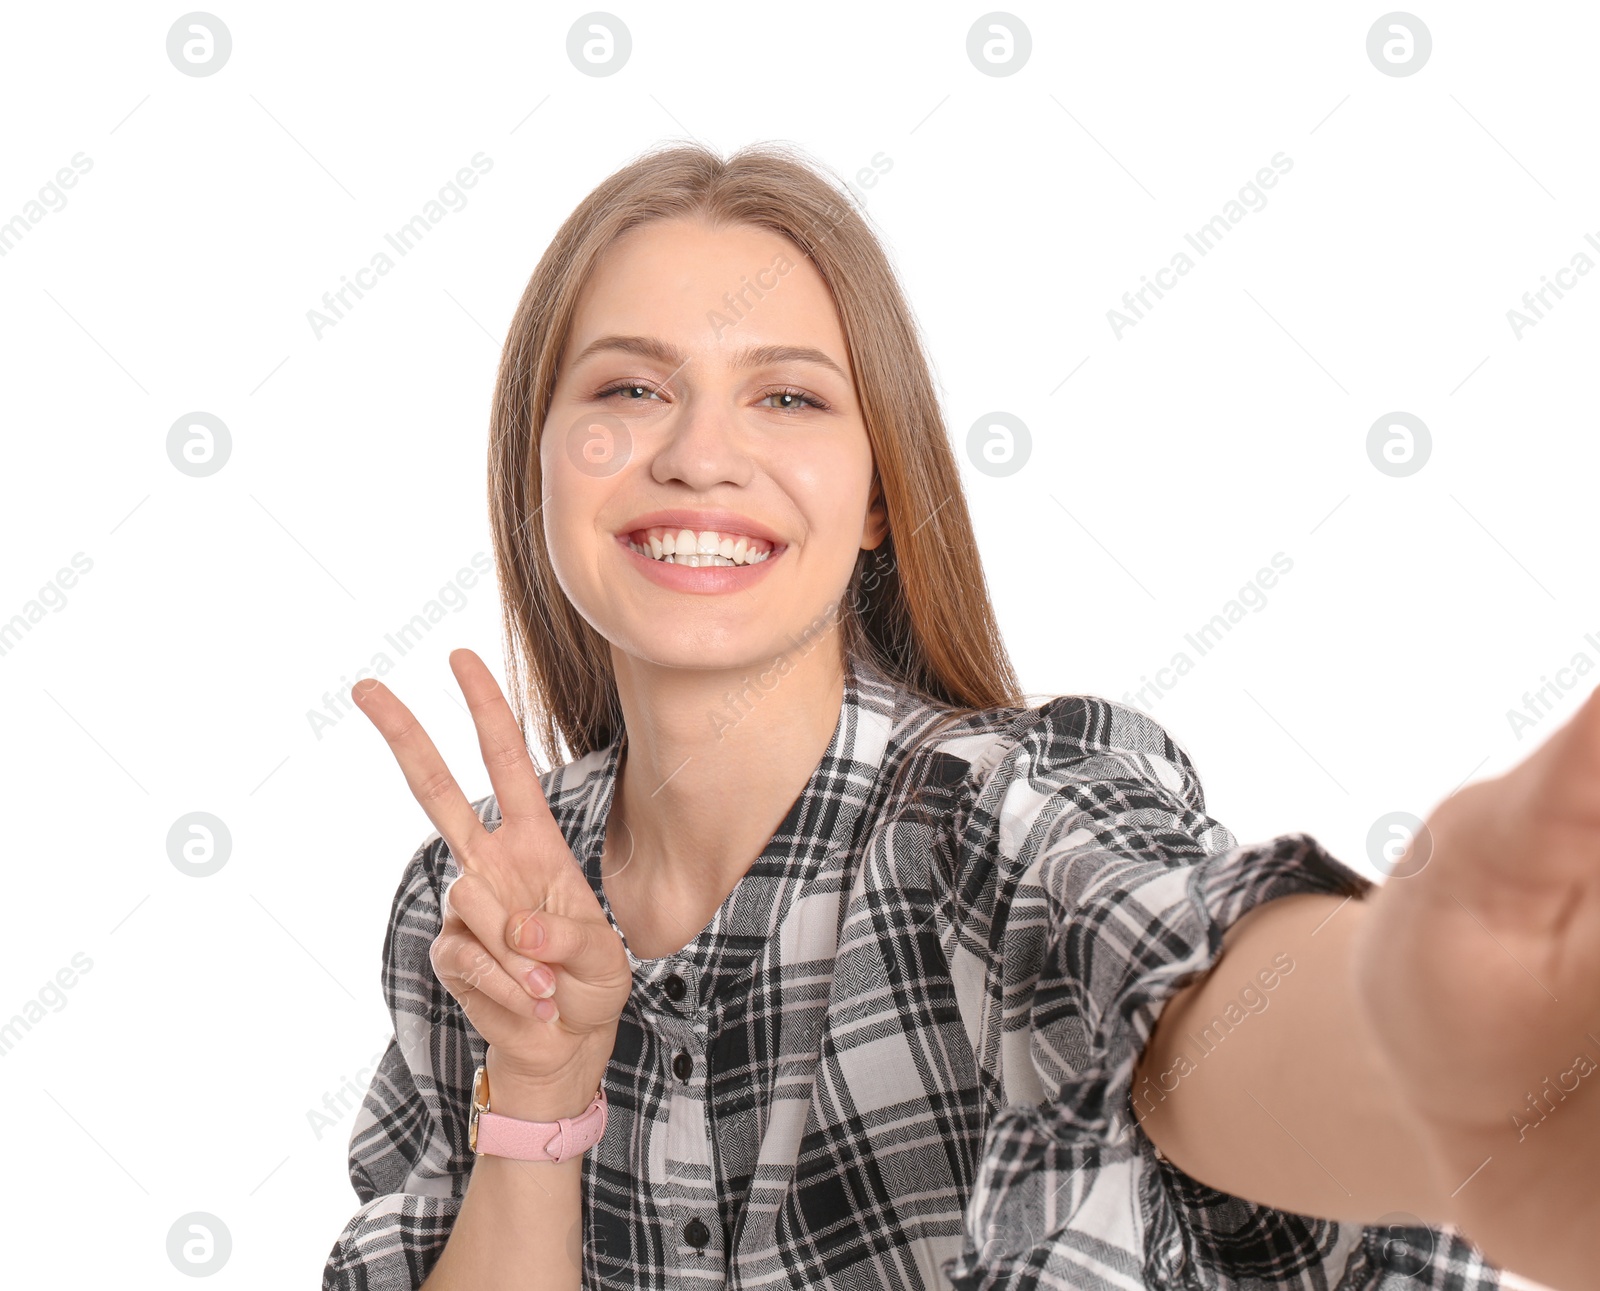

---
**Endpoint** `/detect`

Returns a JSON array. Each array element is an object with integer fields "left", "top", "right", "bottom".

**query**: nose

[{"left": 648, "top": 386, "right": 755, "bottom": 492}]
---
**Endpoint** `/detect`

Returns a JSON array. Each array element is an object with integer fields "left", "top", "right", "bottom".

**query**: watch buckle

[{"left": 469, "top": 1064, "right": 490, "bottom": 1153}]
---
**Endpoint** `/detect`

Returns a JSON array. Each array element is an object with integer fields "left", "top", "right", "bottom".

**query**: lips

[
  {"left": 611, "top": 508, "right": 788, "bottom": 590},
  {"left": 615, "top": 530, "right": 784, "bottom": 591},
  {"left": 616, "top": 509, "right": 782, "bottom": 546}
]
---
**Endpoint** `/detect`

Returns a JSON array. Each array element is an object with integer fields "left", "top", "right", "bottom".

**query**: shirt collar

[{"left": 567, "top": 651, "right": 903, "bottom": 1010}]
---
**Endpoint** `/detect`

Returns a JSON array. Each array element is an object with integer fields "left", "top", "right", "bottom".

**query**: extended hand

[{"left": 1353, "top": 685, "right": 1600, "bottom": 1287}]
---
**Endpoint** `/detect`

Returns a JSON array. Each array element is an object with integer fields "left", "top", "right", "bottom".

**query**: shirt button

[
  {"left": 663, "top": 973, "right": 686, "bottom": 1002},
  {"left": 684, "top": 1217, "right": 710, "bottom": 1249},
  {"left": 673, "top": 1050, "right": 693, "bottom": 1081}
]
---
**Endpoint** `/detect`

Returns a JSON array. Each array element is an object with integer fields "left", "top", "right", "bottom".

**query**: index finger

[
  {"left": 448, "top": 647, "right": 559, "bottom": 832},
  {"left": 351, "top": 676, "right": 488, "bottom": 869}
]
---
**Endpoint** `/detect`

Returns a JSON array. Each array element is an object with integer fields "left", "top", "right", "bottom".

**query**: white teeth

[
  {"left": 658, "top": 549, "right": 761, "bottom": 565},
  {"left": 628, "top": 527, "right": 776, "bottom": 567}
]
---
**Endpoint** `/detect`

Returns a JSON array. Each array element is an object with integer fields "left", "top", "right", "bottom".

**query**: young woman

[{"left": 322, "top": 143, "right": 1596, "bottom": 1290}]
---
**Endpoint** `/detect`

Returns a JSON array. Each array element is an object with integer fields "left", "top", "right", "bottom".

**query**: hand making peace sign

[{"left": 351, "top": 648, "right": 632, "bottom": 1101}]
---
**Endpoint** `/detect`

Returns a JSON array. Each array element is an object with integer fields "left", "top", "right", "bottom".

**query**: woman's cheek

[{"left": 541, "top": 505, "right": 597, "bottom": 608}]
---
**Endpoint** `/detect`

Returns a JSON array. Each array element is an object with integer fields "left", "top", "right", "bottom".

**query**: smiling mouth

[{"left": 623, "top": 524, "right": 779, "bottom": 567}]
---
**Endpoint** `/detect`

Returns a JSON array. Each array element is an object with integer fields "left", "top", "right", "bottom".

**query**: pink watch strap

[{"left": 475, "top": 1085, "right": 608, "bottom": 1162}]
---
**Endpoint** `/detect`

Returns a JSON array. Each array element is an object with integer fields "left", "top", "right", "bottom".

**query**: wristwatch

[{"left": 469, "top": 1063, "right": 608, "bottom": 1162}]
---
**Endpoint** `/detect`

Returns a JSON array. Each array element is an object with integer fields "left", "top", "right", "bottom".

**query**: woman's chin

[{"left": 611, "top": 638, "right": 800, "bottom": 679}]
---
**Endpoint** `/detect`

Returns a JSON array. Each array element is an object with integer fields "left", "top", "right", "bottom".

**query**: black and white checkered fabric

[{"left": 323, "top": 652, "right": 1508, "bottom": 1289}]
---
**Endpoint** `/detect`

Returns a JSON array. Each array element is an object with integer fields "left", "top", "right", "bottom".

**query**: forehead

[{"left": 564, "top": 217, "right": 850, "bottom": 362}]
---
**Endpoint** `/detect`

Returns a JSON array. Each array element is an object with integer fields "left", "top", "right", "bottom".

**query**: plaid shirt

[{"left": 323, "top": 653, "right": 1512, "bottom": 1289}]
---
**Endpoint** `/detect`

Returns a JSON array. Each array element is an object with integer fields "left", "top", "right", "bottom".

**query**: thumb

[{"left": 508, "top": 906, "right": 628, "bottom": 983}]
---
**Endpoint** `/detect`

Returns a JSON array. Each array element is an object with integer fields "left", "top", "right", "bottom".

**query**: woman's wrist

[{"left": 482, "top": 1046, "right": 605, "bottom": 1122}]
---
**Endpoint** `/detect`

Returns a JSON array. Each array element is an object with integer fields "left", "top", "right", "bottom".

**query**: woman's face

[{"left": 540, "top": 216, "right": 887, "bottom": 676}]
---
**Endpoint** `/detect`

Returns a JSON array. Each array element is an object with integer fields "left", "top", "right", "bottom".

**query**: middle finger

[{"left": 352, "top": 677, "right": 488, "bottom": 869}]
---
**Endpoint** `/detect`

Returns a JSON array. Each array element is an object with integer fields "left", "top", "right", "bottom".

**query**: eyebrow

[{"left": 569, "top": 334, "right": 850, "bottom": 383}]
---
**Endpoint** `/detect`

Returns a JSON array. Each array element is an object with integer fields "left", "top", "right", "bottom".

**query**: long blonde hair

[{"left": 488, "top": 140, "right": 1024, "bottom": 767}]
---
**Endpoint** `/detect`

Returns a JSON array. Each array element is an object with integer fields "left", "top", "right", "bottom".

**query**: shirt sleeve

[
  {"left": 938, "top": 696, "right": 1509, "bottom": 1289},
  {"left": 322, "top": 827, "right": 486, "bottom": 1291}
]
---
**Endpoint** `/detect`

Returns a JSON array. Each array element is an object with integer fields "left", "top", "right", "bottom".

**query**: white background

[{"left": 0, "top": 1, "right": 1592, "bottom": 1285}]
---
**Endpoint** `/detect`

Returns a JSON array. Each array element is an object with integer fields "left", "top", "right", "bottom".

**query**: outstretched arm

[
  {"left": 1136, "top": 687, "right": 1600, "bottom": 1291},
  {"left": 1132, "top": 889, "right": 1461, "bottom": 1226}
]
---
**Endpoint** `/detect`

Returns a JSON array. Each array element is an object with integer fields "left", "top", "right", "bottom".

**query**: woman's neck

[{"left": 599, "top": 645, "right": 848, "bottom": 958}]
